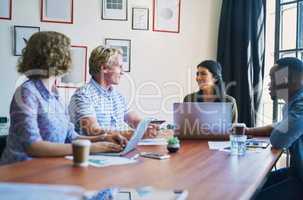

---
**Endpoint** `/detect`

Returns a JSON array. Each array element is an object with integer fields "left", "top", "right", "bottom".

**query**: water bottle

[{"left": 230, "top": 123, "right": 247, "bottom": 156}]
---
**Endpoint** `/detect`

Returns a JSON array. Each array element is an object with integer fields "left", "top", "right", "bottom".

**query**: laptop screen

[
  {"left": 122, "top": 118, "right": 153, "bottom": 154},
  {"left": 173, "top": 102, "right": 232, "bottom": 137}
]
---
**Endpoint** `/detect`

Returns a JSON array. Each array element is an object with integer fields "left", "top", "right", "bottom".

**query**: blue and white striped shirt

[{"left": 68, "top": 79, "right": 129, "bottom": 134}]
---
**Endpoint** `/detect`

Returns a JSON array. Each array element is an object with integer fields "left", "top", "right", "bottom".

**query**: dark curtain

[{"left": 217, "top": 0, "right": 266, "bottom": 127}]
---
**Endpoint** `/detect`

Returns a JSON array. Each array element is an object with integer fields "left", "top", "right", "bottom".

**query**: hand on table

[
  {"left": 103, "top": 132, "right": 128, "bottom": 147},
  {"left": 143, "top": 123, "right": 160, "bottom": 139},
  {"left": 91, "top": 141, "right": 123, "bottom": 153}
]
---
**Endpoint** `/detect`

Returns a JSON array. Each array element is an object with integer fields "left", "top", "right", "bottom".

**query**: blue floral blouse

[{"left": 0, "top": 79, "right": 79, "bottom": 165}]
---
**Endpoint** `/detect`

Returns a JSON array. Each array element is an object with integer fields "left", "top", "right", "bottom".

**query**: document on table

[
  {"left": 208, "top": 141, "right": 263, "bottom": 153},
  {"left": 208, "top": 141, "right": 230, "bottom": 150},
  {"left": 138, "top": 138, "right": 168, "bottom": 146},
  {"left": 65, "top": 155, "right": 138, "bottom": 168}
]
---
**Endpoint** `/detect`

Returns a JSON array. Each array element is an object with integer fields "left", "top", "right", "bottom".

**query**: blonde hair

[
  {"left": 89, "top": 45, "right": 122, "bottom": 76},
  {"left": 17, "top": 31, "right": 71, "bottom": 79}
]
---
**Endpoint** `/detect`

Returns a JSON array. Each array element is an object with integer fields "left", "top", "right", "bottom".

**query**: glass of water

[
  {"left": 230, "top": 134, "right": 247, "bottom": 156},
  {"left": 230, "top": 123, "right": 247, "bottom": 156}
]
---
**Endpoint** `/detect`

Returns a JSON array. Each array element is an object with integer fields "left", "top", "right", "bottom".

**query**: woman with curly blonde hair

[{"left": 0, "top": 31, "right": 126, "bottom": 165}]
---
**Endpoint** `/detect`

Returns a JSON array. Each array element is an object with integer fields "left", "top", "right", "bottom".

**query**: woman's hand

[{"left": 90, "top": 142, "right": 123, "bottom": 153}]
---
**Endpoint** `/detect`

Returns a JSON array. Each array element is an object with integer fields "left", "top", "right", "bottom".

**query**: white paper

[
  {"left": 133, "top": 8, "right": 148, "bottom": 30},
  {"left": 138, "top": 138, "right": 167, "bottom": 146},
  {"left": 0, "top": 182, "right": 84, "bottom": 200},
  {"left": 45, "top": 0, "right": 70, "bottom": 20},
  {"left": 66, "top": 155, "right": 137, "bottom": 168},
  {"left": 0, "top": 0, "right": 9, "bottom": 18},
  {"left": 61, "top": 47, "right": 85, "bottom": 84},
  {"left": 208, "top": 141, "right": 262, "bottom": 154},
  {"left": 208, "top": 141, "right": 230, "bottom": 150}
]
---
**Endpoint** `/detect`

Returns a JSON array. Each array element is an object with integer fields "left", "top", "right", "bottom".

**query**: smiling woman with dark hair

[
  {"left": 0, "top": 31, "right": 126, "bottom": 165},
  {"left": 184, "top": 60, "right": 238, "bottom": 123}
]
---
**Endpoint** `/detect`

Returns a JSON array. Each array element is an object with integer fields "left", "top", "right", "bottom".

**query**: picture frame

[
  {"left": 14, "top": 26, "right": 40, "bottom": 56},
  {"left": 56, "top": 45, "right": 88, "bottom": 88},
  {"left": 152, "top": 0, "right": 181, "bottom": 33},
  {"left": 132, "top": 8, "right": 149, "bottom": 30},
  {"left": 41, "top": 0, "right": 74, "bottom": 24},
  {"left": 0, "top": 0, "right": 12, "bottom": 20},
  {"left": 101, "top": 0, "right": 127, "bottom": 21},
  {"left": 105, "top": 38, "right": 131, "bottom": 72}
]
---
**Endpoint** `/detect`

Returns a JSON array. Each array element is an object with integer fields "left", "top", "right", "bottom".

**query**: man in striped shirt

[{"left": 68, "top": 46, "right": 157, "bottom": 139}]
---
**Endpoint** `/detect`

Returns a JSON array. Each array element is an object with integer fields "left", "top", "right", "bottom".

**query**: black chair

[{"left": 0, "top": 135, "right": 7, "bottom": 157}]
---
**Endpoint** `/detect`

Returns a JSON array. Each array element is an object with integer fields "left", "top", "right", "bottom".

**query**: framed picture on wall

[
  {"left": 105, "top": 38, "right": 131, "bottom": 72},
  {"left": 132, "top": 8, "right": 149, "bottom": 30},
  {"left": 56, "top": 45, "right": 88, "bottom": 88},
  {"left": 14, "top": 26, "right": 40, "bottom": 56},
  {"left": 41, "top": 0, "right": 74, "bottom": 24},
  {"left": 0, "top": 0, "right": 12, "bottom": 20},
  {"left": 152, "top": 0, "right": 181, "bottom": 33},
  {"left": 102, "top": 0, "right": 127, "bottom": 21}
]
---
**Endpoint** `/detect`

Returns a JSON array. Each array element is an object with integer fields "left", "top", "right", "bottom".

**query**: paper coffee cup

[
  {"left": 232, "top": 123, "right": 246, "bottom": 135},
  {"left": 72, "top": 140, "right": 91, "bottom": 167}
]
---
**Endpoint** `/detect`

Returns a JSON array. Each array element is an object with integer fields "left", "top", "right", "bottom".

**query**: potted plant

[{"left": 167, "top": 137, "right": 180, "bottom": 153}]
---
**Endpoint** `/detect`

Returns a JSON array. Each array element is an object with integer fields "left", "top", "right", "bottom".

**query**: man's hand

[
  {"left": 143, "top": 123, "right": 159, "bottom": 139},
  {"left": 157, "top": 129, "right": 174, "bottom": 138},
  {"left": 104, "top": 132, "right": 128, "bottom": 147}
]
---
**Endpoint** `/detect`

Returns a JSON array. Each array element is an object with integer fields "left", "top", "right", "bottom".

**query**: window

[
  {"left": 273, "top": 0, "right": 303, "bottom": 121},
  {"left": 259, "top": 0, "right": 303, "bottom": 125},
  {"left": 278, "top": 0, "right": 303, "bottom": 57}
]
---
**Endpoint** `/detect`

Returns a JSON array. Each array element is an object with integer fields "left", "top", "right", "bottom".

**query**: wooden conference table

[{"left": 0, "top": 140, "right": 282, "bottom": 200}]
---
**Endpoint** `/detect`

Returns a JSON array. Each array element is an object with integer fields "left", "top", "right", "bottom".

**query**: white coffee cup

[{"left": 72, "top": 140, "right": 91, "bottom": 167}]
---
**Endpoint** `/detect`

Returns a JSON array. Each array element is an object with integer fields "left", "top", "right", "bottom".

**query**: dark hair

[
  {"left": 197, "top": 60, "right": 226, "bottom": 101},
  {"left": 276, "top": 57, "right": 303, "bottom": 82},
  {"left": 17, "top": 31, "right": 71, "bottom": 79}
]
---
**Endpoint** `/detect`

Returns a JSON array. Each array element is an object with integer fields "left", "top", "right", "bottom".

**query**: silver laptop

[
  {"left": 96, "top": 118, "right": 153, "bottom": 156},
  {"left": 173, "top": 102, "right": 232, "bottom": 139}
]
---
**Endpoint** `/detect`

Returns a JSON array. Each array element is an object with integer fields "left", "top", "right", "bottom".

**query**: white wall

[{"left": 0, "top": 0, "right": 222, "bottom": 123}]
